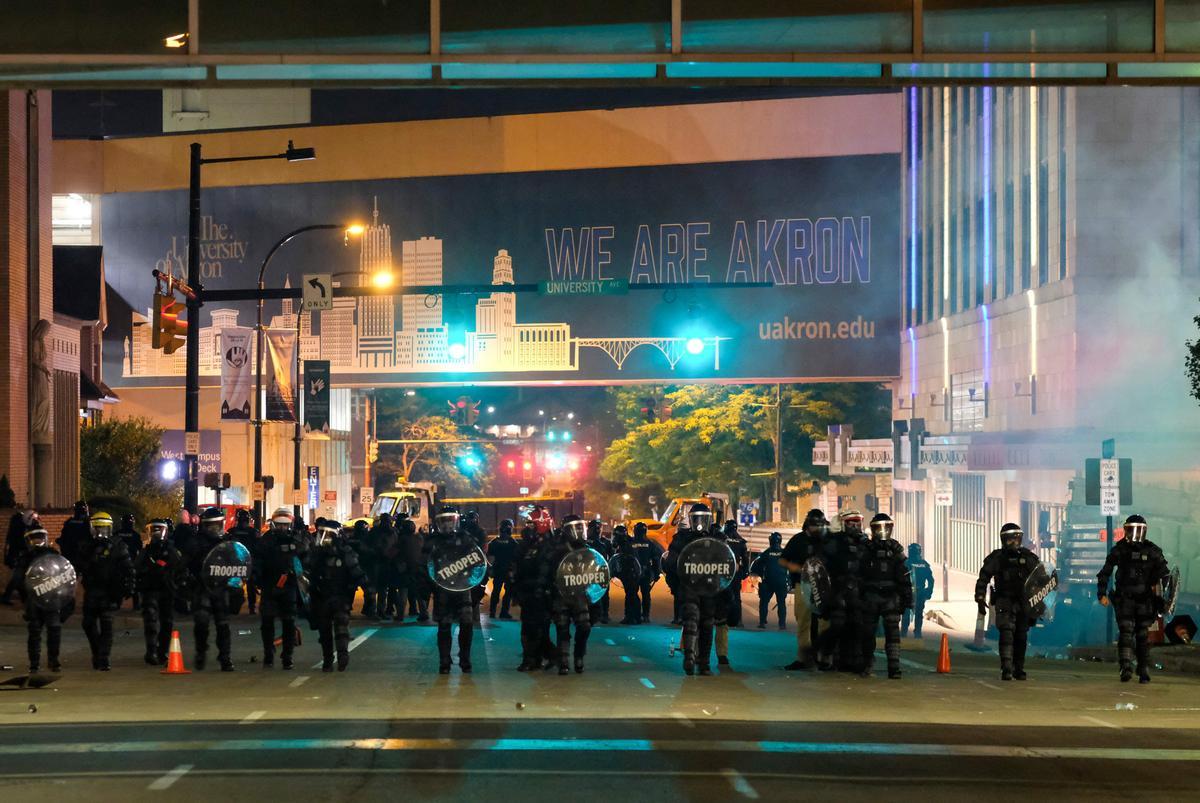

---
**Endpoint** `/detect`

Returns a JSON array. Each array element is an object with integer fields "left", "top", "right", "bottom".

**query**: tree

[
  {"left": 1186, "top": 309, "right": 1200, "bottom": 404},
  {"left": 373, "top": 390, "right": 497, "bottom": 497},
  {"left": 80, "top": 417, "right": 181, "bottom": 522}
]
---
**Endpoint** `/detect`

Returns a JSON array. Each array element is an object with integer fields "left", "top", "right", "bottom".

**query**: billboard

[{"left": 102, "top": 153, "right": 900, "bottom": 387}]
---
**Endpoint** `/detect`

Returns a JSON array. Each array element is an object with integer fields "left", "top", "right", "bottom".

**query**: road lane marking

[
  {"left": 8, "top": 739, "right": 1199, "bottom": 761},
  {"left": 640, "top": 677, "right": 656, "bottom": 689},
  {"left": 288, "top": 675, "right": 310, "bottom": 688},
  {"left": 670, "top": 712, "right": 695, "bottom": 729},
  {"left": 1079, "top": 715, "right": 1122, "bottom": 730},
  {"left": 975, "top": 681, "right": 1002, "bottom": 691},
  {"left": 310, "top": 628, "right": 379, "bottom": 669},
  {"left": 146, "top": 764, "right": 192, "bottom": 790},
  {"left": 240, "top": 711, "right": 266, "bottom": 724},
  {"left": 722, "top": 768, "right": 760, "bottom": 799},
  {"left": 620, "top": 656, "right": 632, "bottom": 663}
]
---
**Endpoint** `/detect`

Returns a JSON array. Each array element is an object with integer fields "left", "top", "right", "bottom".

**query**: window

[{"left": 951, "top": 369, "right": 985, "bottom": 432}]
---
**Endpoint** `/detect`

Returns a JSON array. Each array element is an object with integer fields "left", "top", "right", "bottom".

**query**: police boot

[
  {"left": 144, "top": 649, "right": 158, "bottom": 666},
  {"left": 683, "top": 652, "right": 696, "bottom": 676},
  {"left": 458, "top": 622, "right": 474, "bottom": 673},
  {"left": 262, "top": 647, "right": 275, "bottom": 669},
  {"left": 888, "top": 665, "right": 902, "bottom": 679},
  {"left": 337, "top": 650, "right": 349, "bottom": 672},
  {"left": 1120, "top": 664, "right": 1134, "bottom": 683},
  {"left": 1001, "top": 662, "right": 1013, "bottom": 681},
  {"left": 194, "top": 651, "right": 207, "bottom": 671},
  {"left": 47, "top": 630, "right": 62, "bottom": 672},
  {"left": 1138, "top": 665, "right": 1151, "bottom": 684}
]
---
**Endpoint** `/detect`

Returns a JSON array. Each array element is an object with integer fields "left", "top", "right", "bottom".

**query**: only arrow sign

[{"left": 302, "top": 273, "right": 333, "bottom": 310}]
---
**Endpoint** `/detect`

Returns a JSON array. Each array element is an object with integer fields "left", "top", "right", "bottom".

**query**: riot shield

[
  {"left": 23, "top": 553, "right": 77, "bottom": 612},
  {"left": 555, "top": 548, "right": 611, "bottom": 604},
  {"left": 202, "top": 540, "right": 253, "bottom": 592},
  {"left": 1164, "top": 566, "right": 1182, "bottom": 618},
  {"left": 427, "top": 541, "right": 488, "bottom": 592},
  {"left": 802, "top": 557, "right": 831, "bottom": 615},
  {"left": 608, "top": 553, "right": 641, "bottom": 590},
  {"left": 678, "top": 537, "right": 737, "bottom": 596},
  {"left": 1024, "top": 564, "right": 1058, "bottom": 619}
]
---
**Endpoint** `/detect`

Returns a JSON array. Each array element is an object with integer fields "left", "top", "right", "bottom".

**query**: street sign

[
  {"left": 302, "top": 273, "right": 333, "bottom": 311},
  {"left": 519, "top": 486, "right": 530, "bottom": 495},
  {"left": 307, "top": 466, "right": 320, "bottom": 509},
  {"left": 538, "top": 278, "right": 627, "bottom": 296},
  {"left": 320, "top": 502, "right": 336, "bottom": 521},
  {"left": 292, "top": 488, "right": 306, "bottom": 506},
  {"left": 821, "top": 480, "right": 839, "bottom": 522},
  {"left": 324, "top": 490, "right": 337, "bottom": 502},
  {"left": 1101, "top": 487, "right": 1120, "bottom": 517},
  {"left": 875, "top": 473, "right": 893, "bottom": 515},
  {"left": 359, "top": 486, "right": 375, "bottom": 505},
  {"left": 771, "top": 501, "right": 782, "bottom": 521},
  {"left": 184, "top": 431, "right": 200, "bottom": 455},
  {"left": 933, "top": 477, "right": 953, "bottom": 507},
  {"left": 1084, "top": 458, "right": 1133, "bottom": 505},
  {"left": 251, "top": 481, "right": 265, "bottom": 502}
]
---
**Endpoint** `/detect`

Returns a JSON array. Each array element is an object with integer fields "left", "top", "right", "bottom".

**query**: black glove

[{"left": 976, "top": 598, "right": 987, "bottom": 616}]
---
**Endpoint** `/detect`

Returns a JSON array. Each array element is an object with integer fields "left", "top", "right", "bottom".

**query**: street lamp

[
  {"left": 252, "top": 224, "right": 364, "bottom": 524},
  {"left": 183, "top": 139, "right": 316, "bottom": 514}
]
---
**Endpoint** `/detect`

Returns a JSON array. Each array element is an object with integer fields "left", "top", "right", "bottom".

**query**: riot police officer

[
  {"left": 305, "top": 519, "right": 368, "bottom": 672},
  {"left": 16, "top": 526, "right": 73, "bottom": 672},
  {"left": 487, "top": 519, "right": 517, "bottom": 619},
  {"left": 115, "top": 513, "right": 143, "bottom": 609},
  {"left": 346, "top": 519, "right": 375, "bottom": 616},
  {"left": 585, "top": 520, "right": 613, "bottom": 623},
  {"left": 751, "top": 532, "right": 790, "bottom": 630},
  {"left": 902, "top": 543, "right": 935, "bottom": 638},
  {"left": 184, "top": 507, "right": 243, "bottom": 671},
  {"left": 79, "top": 512, "right": 134, "bottom": 671},
  {"left": 228, "top": 509, "right": 260, "bottom": 614},
  {"left": 781, "top": 511, "right": 828, "bottom": 668},
  {"left": 858, "top": 513, "right": 911, "bottom": 679},
  {"left": 820, "top": 510, "right": 868, "bottom": 672},
  {"left": 513, "top": 513, "right": 553, "bottom": 671},
  {"left": 1097, "top": 514, "right": 1172, "bottom": 683},
  {"left": 57, "top": 500, "right": 92, "bottom": 571},
  {"left": 2, "top": 509, "right": 38, "bottom": 605},
  {"left": 135, "top": 518, "right": 184, "bottom": 665},
  {"left": 666, "top": 503, "right": 720, "bottom": 675},
  {"left": 395, "top": 514, "right": 426, "bottom": 623},
  {"left": 257, "top": 509, "right": 308, "bottom": 670},
  {"left": 626, "top": 522, "right": 662, "bottom": 624},
  {"left": 714, "top": 520, "right": 749, "bottom": 667},
  {"left": 544, "top": 514, "right": 594, "bottom": 674},
  {"left": 976, "top": 523, "right": 1043, "bottom": 681},
  {"left": 425, "top": 506, "right": 482, "bottom": 673}
]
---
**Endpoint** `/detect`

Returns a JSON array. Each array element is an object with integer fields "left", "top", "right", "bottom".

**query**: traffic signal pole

[{"left": 183, "top": 143, "right": 202, "bottom": 514}]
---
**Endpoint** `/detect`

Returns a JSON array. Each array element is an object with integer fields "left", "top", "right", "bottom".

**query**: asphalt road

[{"left": 1, "top": 589, "right": 1198, "bottom": 801}]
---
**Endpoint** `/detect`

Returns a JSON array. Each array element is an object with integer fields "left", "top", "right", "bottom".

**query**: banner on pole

[
  {"left": 264, "top": 329, "right": 297, "bottom": 422},
  {"left": 219, "top": 327, "right": 253, "bottom": 420},
  {"left": 303, "top": 360, "right": 331, "bottom": 435}
]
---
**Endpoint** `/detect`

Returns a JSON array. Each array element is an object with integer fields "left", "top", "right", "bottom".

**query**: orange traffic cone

[
  {"left": 936, "top": 633, "right": 951, "bottom": 674},
  {"left": 161, "top": 630, "right": 191, "bottom": 675}
]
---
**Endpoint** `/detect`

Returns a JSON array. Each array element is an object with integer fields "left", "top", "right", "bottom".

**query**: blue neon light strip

[
  {"left": 909, "top": 87, "right": 918, "bottom": 315},
  {"left": 983, "top": 87, "right": 992, "bottom": 291},
  {"left": 908, "top": 326, "right": 917, "bottom": 397}
]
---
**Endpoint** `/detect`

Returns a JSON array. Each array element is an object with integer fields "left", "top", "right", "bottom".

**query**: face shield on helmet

[
  {"left": 561, "top": 515, "right": 587, "bottom": 541},
  {"left": 839, "top": 510, "right": 864, "bottom": 535},
  {"left": 1124, "top": 515, "right": 1148, "bottom": 542},
  {"left": 90, "top": 512, "right": 114, "bottom": 540},
  {"left": 434, "top": 507, "right": 461, "bottom": 536},
  {"left": 722, "top": 520, "right": 739, "bottom": 538},
  {"left": 270, "top": 508, "right": 295, "bottom": 532},
  {"left": 688, "top": 504, "right": 713, "bottom": 533},
  {"left": 316, "top": 521, "right": 341, "bottom": 547},
  {"left": 530, "top": 507, "right": 553, "bottom": 535},
  {"left": 148, "top": 520, "right": 170, "bottom": 542},
  {"left": 1000, "top": 523, "right": 1023, "bottom": 551},
  {"left": 21, "top": 509, "right": 39, "bottom": 528},
  {"left": 199, "top": 507, "right": 226, "bottom": 539},
  {"left": 25, "top": 527, "right": 49, "bottom": 548},
  {"left": 804, "top": 515, "right": 828, "bottom": 538},
  {"left": 869, "top": 514, "right": 894, "bottom": 540}
]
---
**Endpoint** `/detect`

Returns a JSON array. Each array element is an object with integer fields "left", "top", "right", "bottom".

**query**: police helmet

[
  {"left": 199, "top": 507, "right": 226, "bottom": 538},
  {"left": 869, "top": 513, "right": 894, "bottom": 540},
  {"left": 688, "top": 503, "right": 713, "bottom": 532},
  {"left": 377, "top": 512, "right": 393, "bottom": 528},
  {"left": 316, "top": 519, "right": 342, "bottom": 547},
  {"left": 561, "top": 513, "right": 587, "bottom": 541},
  {"left": 434, "top": 505, "right": 461, "bottom": 536},
  {"left": 633, "top": 521, "right": 648, "bottom": 539},
  {"left": 148, "top": 518, "right": 171, "bottom": 541},
  {"left": 530, "top": 506, "right": 553, "bottom": 535},
  {"left": 907, "top": 542, "right": 922, "bottom": 560},
  {"left": 120, "top": 512, "right": 136, "bottom": 531},
  {"left": 1124, "top": 514, "right": 1148, "bottom": 542},
  {"left": 353, "top": 519, "right": 370, "bottom": 535},
  {"left": 24, "top": 526, "right": 49, "bottom": 548},
  {"left": 20, "top": 509, "right": 39, "bottom": 527},
  {"left": 499, "top": 519, "right": 515, "bottom": 536},
  {"left": 1000, "top": 522, "right": 1023, "bottom": 550},
  {"left": 271, "top": 508, "right": 295, "bottom": 531},
  {"left": 73, "top": 500, "right": 89, "bottom": 518},
  {"left": 90, "top": 512, "right": 114, "bottom": 540},
  {"left": 804, "top": 512, "right": 829, "bottom": 537},
  {"left": 235, "top": 508, "right": 251, "bottom": 527},
  {"left": 839, "top": 509, "right": 864, "bottom": 534},
  {"left": 722, "top": 519, "right": 739, "bottom": 538},
  {"left": 769, "top": 531, "right": 783, "bottom": 547},
  {"left": 464, "top": 510, "right": 480, "bottom": 526}
]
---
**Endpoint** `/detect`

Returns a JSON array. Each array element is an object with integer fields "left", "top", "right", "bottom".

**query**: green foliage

[
  {"left": 599, "top": 383, "right": 889, "bottom": 502},
  {"left": 1186, "top": 308, "right": 1200, "bottom": 405},
  {"left": 374, "top": 389, "right": 497, "bottom": 497},
  {"left": 80, "top": 417, "right": 181, "bottom": 522}
]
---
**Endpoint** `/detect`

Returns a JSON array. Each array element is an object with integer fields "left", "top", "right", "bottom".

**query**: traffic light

[
  {"left": 640, "top": 397, "right": 657, "bottom": 423},
  {"left": 448, "top": 396, "right": 480, "bottom": 427},
  {"left": 152, "top": 291, "right": 188, "bottom": 354},
  {"left": 367, "top": 439, "right": 379, "bottom": 463}
]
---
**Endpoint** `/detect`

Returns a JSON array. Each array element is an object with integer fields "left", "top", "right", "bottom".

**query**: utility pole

[
  {"left": 774, "top": 382, "right": 783, "bottom": 513},
  {"left": 183, "top": 143, "right": 202, "bottom": 514}
]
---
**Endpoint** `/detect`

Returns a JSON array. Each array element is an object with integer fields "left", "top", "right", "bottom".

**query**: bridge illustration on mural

[
  {"left": 124, "top": 200, "right": 732, "bottom": 379},
  {"left": 575, "top": 336, "right": 727, "bottom": 371}
]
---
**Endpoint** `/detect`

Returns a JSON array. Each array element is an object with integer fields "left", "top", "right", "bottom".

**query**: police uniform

[
  {"left": 857, "top": 533, "right": 911, "bottom": 678},
  {"left": 1097, "top": 527, "right": 1170, "bottom": 683},
  {"left": 976, "top": 538, "right": 1042, "bottom": 680}
]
